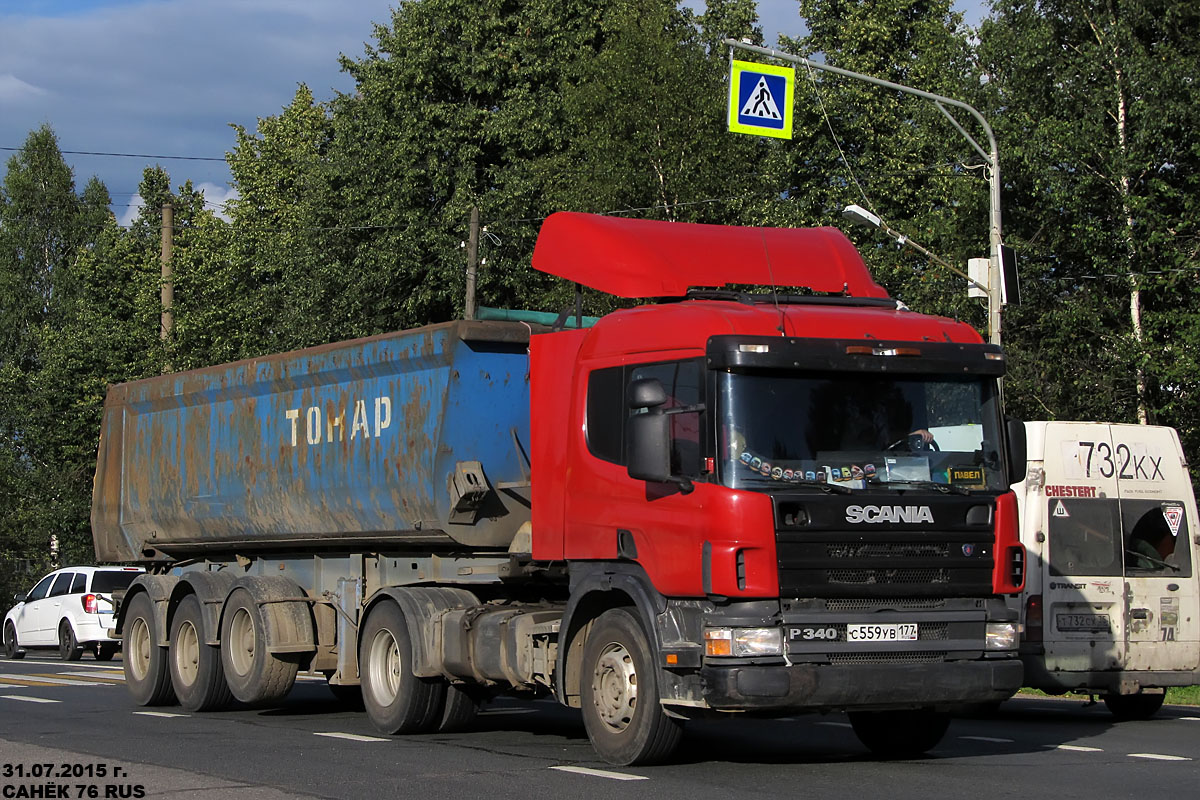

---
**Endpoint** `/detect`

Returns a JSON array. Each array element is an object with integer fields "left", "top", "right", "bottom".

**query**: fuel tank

[{"left": 92, "top": 321, "right": 533, "bottom": 562}]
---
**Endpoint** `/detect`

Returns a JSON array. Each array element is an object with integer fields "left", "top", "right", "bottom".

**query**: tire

[
  {"left": 169, "top": 595, "right": 233, "bottom": 712},
  {"left": 327, "top": 681, "right": 365, "bottom": 711},
  {"left": 579, "top": 608, "right": 683, "bottom": 766},
  {"left": 94, "top": 643, "right": 117, "bottom": 662},
  {"left": 123, "top": 592, "right": 176, "bottom": 706},
  {"left": 437, "top": 683, "right": 479, "bottom": 733},
  {"left": 219, "top": 588, "right": 298, "bottom": 705},
  {"left": 849, "top": 709, "right": 951, "bottom": 758},
  {"left": 1103, "top": 692, "right": 1165, "bottom": 720},
  {"left": 360, "top": 601, "right": 445, "bottom": 735},
  {"left": 4, "top": 622, "right": 24, "bottom": 660},
  {"left": 59, "top": 622, "right": 83, "bottom": 661}
]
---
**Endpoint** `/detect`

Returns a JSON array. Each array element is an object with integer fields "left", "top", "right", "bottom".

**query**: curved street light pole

[{"left": 724, "top": 39, "right": 1004, "bottom": 347}]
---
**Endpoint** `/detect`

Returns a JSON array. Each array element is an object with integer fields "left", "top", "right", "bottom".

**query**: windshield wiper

[
  {"left": 782, "top": 478, "right": 852, "bottom": 494},
  {"left": 1124, "top": 549, "right": 1181, "bottom": 572},
  {"left": 867, "top": 477, "right": 970, "bottom": 495}
]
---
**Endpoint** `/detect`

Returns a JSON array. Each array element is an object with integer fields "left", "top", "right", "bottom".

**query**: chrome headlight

[{"left": 705, "top": 627, "right": 783, "bottom": 657}]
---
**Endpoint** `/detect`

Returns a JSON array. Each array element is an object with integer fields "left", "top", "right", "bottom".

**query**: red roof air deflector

[{"left": 532, "top": 211, "right": 889, "bottom": 299}]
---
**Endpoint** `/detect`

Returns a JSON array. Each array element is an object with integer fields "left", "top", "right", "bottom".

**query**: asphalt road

[{"left": 1, "top": 653, "right": 1197, "bottom": 800}]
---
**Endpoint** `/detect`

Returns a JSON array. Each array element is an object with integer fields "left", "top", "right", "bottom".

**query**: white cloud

[{"left": 0, "top": 73, "right": 48, "bottom": 103}]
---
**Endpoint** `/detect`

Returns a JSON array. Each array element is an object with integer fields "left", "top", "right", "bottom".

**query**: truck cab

[{"left": 1010, "top": 421, "right": 1200, "bottom": 718}]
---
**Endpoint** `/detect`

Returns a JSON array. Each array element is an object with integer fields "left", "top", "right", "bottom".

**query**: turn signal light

[{"left": 1025, "top": 594, "right": 1043, "bottom": 642}]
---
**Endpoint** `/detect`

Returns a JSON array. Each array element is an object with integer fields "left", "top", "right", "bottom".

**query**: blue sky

[{"left": 0, "top": 1, "right": 990, "bottom": 224}]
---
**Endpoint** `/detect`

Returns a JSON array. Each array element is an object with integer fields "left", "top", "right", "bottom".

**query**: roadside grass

[{"left": 1018, "top": 685, "right": 1200, "bottom": 705}]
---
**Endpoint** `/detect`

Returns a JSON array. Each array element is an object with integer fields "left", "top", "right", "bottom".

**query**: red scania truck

[{"left": 92, "top": 212, "right": 1027, "bottom": 765}]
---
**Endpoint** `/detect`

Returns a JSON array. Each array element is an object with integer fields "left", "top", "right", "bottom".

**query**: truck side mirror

[
  {"left": 1006, "top": 418, "right": 1027, "bottom": 486},
  {"left": 627, "top": 378, "right": 667, "bottom": 410},
  {"left": 625, "top": 378, "right": 693, "bottom": 493}
]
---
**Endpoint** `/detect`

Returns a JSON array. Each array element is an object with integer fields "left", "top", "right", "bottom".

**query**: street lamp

[
  {"left": 841, "top": 204, "right": 989, "bottom": 296},
  {"left": 724, "top": 39, "right": 1005, "bottom": 346}
]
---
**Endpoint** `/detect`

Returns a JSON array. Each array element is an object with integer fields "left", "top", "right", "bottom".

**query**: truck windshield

[{"left": 716, "top": 370, "right": 1006, "bottom": 492}]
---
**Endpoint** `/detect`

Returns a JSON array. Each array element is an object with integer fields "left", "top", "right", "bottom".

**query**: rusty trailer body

[{"left": 92, "top": 320, "right": 533, "bottom": 563}]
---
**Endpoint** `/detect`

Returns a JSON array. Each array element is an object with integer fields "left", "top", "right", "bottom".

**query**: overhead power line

[{"left": 0, "top": 146, "right": 225, "bottom": 162}]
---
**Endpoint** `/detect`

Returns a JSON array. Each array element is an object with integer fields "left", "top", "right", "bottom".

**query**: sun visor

[{"left": 531, "top": 211, "right": 890, "bottom": 299}]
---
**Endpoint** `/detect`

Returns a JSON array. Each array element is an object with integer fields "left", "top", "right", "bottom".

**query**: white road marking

[
  {"left": 1051, "top": 744, "right": 1103, "bottom": 752},
  {"left": 550, "top": 766, "right": 648, "bottom": 781},
  {"left": 1, "top": 695, "right": 59, "bottom": 704},
  {"left": 314, "top": 732, "right": 389, "bottom": 743},
  {"left": 959, "top": 736, "right": 1014, "bottom": 743},
  {"left": 816, "top": 722, "right": 853, "bottom": 728},
  {"left": 133, "top": 711, "right": 189, "bottom": 718},
  {"left": 1129, "top": 753, "right": 1191, "bottom": 761},
  {"left": 1179, "top": 716, "right": 1200, "bottom": 722}
]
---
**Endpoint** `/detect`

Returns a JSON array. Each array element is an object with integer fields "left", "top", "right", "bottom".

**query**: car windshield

[
  {"left": 716, "top": 370, "right": 1007, "bottom": 492},
  {"left": 90, "top": 572, "right": 140, "bottom": 594}
]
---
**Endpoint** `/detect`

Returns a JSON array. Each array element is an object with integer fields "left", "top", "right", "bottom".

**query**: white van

[{"left": 1010, "top": 422, "right": 1200, "bottom": 718}]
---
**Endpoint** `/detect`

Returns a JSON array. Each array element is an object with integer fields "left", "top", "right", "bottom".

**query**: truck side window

[
  {"left": 630, "top": 360, "right": 704, "bottom": 478},
  {"left": 586, "top": 366, "right": 625, "bottom": 464},
  {"left": 1122, "top": 500, "right": 1192, "bottom": 578}
]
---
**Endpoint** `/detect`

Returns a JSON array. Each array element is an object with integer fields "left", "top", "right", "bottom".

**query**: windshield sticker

[
  {"left": 1052, "top": 500, "right": 1070, "bottom": 518},
  {"left": 1162, "top": 505, "right": 1184, "bottom": 537},
  {"left": 950, "top": 466, "right": 985, "bottom": 486}
]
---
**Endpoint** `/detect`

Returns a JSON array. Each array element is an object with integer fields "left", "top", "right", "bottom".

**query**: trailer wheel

[
  {"left": 124, "top": 592, "right": 176, "bottom": 706},
  {"left": 220, "top": 588, "right": 298, "bottom": 705},
  {"left": 360, "top": 601, "right": 445, "bottom": 734},
  {"left": 580, "top": 608, "right": 682, "bottom": 766},
  {"left": 848, "top": 709, "right": 950, "bottom": 758},
  {"left": 4, "top": 622, "right": 24, "bottom": 660},
  {"left": 169, "top": 595, "right": 233, "bottom": 711},
  {"left": 1103, "top": 692, "right": 1165, "bottom": 720}
]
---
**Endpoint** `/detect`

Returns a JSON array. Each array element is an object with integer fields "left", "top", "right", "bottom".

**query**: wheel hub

[{"left": 591, "top": 642, "right": 637, "bottom": 732}]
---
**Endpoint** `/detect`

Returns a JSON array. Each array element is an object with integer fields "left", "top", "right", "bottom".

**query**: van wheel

[
  {"left": 219, "top": 588, "right": 298, "bottom": 705},
  {"left": 59, "top": 623, "right": 83, "bottom": 661},
  {"left": 4, "top": 622, "right": 24, "bottom": 660},
  {"left": 124, "top": 592, "right": 176, "bottom": 706},
  {"left": 170, "top": 595, "right": 233, "bottom": 711},
  {"left": 1103, "top": 692, "right": 1165, "bottom": 720},
  {"left": 580, "top": 608, "right": 683, "bottom": 766},
  {"left": 360, "top": 601, "right": 445, "bottom": 734},
  {"left": 849, "top": 709, "right": 950, "bottom": 758}
]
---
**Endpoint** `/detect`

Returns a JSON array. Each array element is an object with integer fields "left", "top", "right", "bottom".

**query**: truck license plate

[
  {"left": 845, "top": 623, "right": 918, "bottom": 642},
  {"left": 1056, "top": 613, "right": 1110, "bottom": 631}
]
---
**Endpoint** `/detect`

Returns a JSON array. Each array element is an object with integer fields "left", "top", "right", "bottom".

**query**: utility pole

[
  {"left": 725, "top": 40, "right": 1005, "bottom": 347},
  {"left": 465, "top": 206, "right": 480, "bottom": 320},
  {"left": 160, "top": 201, "right": 174, "bottom": 342}
]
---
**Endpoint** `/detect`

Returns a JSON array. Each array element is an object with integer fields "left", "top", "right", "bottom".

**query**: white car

[{"left": 4, "top": 566, "right": 144, "bottom": 661}]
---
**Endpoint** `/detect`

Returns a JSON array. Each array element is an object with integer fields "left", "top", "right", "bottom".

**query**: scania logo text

[{"left": 844, "top": 505, "right": 935, "bottom": 524}]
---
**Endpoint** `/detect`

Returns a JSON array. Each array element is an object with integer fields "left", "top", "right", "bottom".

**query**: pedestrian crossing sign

[{"left": 728, "top": 60, "right": 794, "bottom": 139}]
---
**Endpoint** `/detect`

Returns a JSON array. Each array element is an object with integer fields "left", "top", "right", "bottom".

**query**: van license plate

[
  {"left": 845, "top": 623, "right": 918, "bottom": 642},
  {"left": 1056, "top": 614, "right": 1110, "bottom": 631}
]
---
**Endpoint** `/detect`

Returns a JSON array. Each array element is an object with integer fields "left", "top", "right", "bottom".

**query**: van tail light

[
  {"left": 82, "top": 594, "right": 98, "bottom": 614},
  {"left": 1024, "top": 594, "right": 1043, "bottom": 642},
  {"left": 992, "top": 491, "right": 1026, "bottom": 593}
]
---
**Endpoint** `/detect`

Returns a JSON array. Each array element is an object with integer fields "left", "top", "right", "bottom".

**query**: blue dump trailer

[{"left": 93, "top": 320, "right": 536, "bottom": 562}]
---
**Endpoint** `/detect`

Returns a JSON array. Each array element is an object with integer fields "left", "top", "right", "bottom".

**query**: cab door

[
  {"left": 1111, "top": 425, "right": 1199, "bottom": 673},
  {"left": 1041, "top": 424, "right": 1125, "bottom": 674}
]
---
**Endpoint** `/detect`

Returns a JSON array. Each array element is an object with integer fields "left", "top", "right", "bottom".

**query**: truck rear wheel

[
  {"left": 124, "top": 592, "right": 176, "bottom": 706},
  {"left": 437, "top": 684, "right": 479, "bottom": 732},
  {"left": 220, "top": 588, "right": 298, "bottom": 705},
  {"left": 580, "top": 608, "right": 682, "bottom": 766},
  {"left": 360, "top": 601, "right": 445, "bottom": 734},
  {"left": 170, "top": 595, "right": 233, "bottom": 711},
  {"left": 848, "top": 709, "right": 950, "bottom": 758},
  {"left": 1103, "top": 692, "right": 1165, "bottom": 720}
]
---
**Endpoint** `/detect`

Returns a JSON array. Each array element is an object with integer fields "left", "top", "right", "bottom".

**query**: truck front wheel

[
  {"left": 124, "top": 592, "right": 176, "bottom": 706},
  {"left": 580, "top": 608, "right": 683, "bottom": 766},
  {"left": 848, "top": 708, "right": 950, "bottom": 758},
  {"left": 360, "top": 601, "right": 445, "bottom": 734},
  {"left": 170, "top": 595, "right": 233, "bottom": 711},
  {"left": 220, "top": 588, "right": 298, "bottom": 705}
]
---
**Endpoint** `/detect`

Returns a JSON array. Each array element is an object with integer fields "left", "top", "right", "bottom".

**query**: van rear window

[
  {"left": 91, "top": 572, "right": 140, "bottom": 593},
  {"left": 1048, "top": 498, "right": 1121, "bottom": 577}
]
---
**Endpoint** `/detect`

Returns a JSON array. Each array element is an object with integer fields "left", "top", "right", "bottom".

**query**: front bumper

[{"left": 700, "top": 658, "right": 1023, "bottom": 711}]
